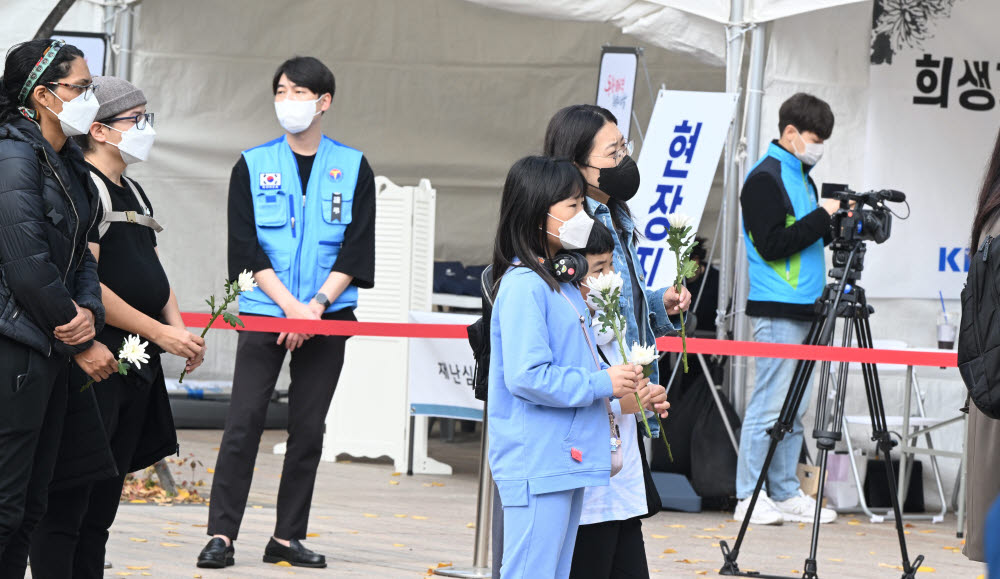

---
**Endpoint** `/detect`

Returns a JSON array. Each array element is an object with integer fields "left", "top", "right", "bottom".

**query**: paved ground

[{"left": 35, "top": 427, "right": 984, "bottom": 578}]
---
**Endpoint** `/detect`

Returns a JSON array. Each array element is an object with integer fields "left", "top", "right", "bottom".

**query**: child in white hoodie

[{"left": 573, "top": 224, "right": 670, "bottom": 578}]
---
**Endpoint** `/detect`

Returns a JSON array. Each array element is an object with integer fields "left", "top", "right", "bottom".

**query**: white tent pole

[
  {"left": 718, "top": 0, "right": 746, "bottom": 404},
  {"left": 730, "top": 19, "right": 768, "bottom": 416}
]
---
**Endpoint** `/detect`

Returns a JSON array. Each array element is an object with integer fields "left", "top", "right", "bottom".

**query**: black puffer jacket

[{"left": 0, "top": 118, "right": 104, "bottom": 355}]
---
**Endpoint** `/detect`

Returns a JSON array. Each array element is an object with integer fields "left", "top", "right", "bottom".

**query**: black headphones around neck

[{"left": 538, "top": 252, "right": 589, "bottom": 284}]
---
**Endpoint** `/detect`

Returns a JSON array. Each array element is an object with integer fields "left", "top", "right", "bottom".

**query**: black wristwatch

[{"left": 314, "top": 292, "right": 331, "bottom": 308}]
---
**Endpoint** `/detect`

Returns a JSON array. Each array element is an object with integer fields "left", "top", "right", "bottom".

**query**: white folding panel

[{"left": 320, "top": 177, "right": 444, "bottom": 474}]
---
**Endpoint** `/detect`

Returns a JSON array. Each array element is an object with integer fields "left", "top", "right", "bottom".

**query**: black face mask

[{"left": 594, "top": 155, "right": 640, "bottom": 202}]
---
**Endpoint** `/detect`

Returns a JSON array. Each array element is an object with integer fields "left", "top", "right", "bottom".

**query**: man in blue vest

[
  {"left": 734, "top": 93, "right": 840, "bottom": 527},
  {"left": 198, "top": 57, "right": 375, "bottom": 570}
]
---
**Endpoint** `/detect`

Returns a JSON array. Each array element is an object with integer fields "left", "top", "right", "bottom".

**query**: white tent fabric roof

[{"left": 462, "top": 0, "right": 866, "bottom": 65}]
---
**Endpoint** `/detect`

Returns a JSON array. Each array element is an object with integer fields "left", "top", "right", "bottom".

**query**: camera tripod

[{"left": 719, "top": 238, "right": 924, "bottom": 579}]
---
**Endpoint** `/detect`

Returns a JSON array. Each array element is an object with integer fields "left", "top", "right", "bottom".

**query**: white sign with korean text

[
  {"left": 596, "top": 48, "right": 638, "bottom": 141},
  {"left": 408, "top": 311, "right": 483, "bottom": 421},
  {"left": 630, "top": 89, "right": 739, "bottom": 290},
  {"left": 863, "top": 0, "right": 1000, "bottom": 298}
]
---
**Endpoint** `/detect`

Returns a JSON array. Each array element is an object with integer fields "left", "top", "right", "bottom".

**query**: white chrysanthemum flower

[
  {"left": 118, "top": 334, "right": 150, "bottom": 369},
  {"left": 630, "top": 342, "right": 657, "bottom": 366},
  {"left": 237, "top": 269, "right": 258, "bottom": 293},
  {"left": 585, "top": 271, "right": 624, "bottom": 295},
  {"left": 666, "top": 213, "right": 694, "bottom": 231}
]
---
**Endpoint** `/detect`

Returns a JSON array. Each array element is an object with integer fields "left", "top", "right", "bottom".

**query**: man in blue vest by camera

[
  {"left": 735, "top": 93, "right": 840, "bottom": 527},
  {"left": 198, "top": 56, "right": 376, "bottom": 570}
]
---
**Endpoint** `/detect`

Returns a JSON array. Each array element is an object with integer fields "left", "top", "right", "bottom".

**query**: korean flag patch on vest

[{"left": 259, "top": 173, "right": 281, "bottom": 190}]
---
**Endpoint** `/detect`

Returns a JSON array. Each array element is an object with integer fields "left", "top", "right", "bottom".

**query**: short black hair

[
  {"left": 581, "top": 222, "right": 615, "bottom": 256},
  {"left": 778, "top": 93, "right": 834, "bottom": 140},
  {"left": 690, "top": 236, "right": 708, "bottom": 262},
  {"left": 272, "top": 56, "right": 335, "bottom": 99}
]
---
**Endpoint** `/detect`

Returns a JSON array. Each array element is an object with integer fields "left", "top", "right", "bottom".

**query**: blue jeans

[{"left": 736, "top": 316, "right": 814, "bottom": 501}]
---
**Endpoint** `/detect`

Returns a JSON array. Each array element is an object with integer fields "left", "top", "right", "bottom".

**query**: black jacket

[{"left": 0, "top": 118, "right": 104, "bottom": 355}]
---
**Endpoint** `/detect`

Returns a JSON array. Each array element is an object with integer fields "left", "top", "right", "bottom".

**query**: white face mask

[
  {"left": 46, "top": 88, "right": 100, "bottom": 137},
  {"left": 274, "top": 97, "right": 322, "bottom": 134},
  {"left": 546, "top": 210, "right": 594, "bottom": 250},
  {"left": 791, "top": 128, "right": 824, "bottom": 166},
  {"left": 104, "top": 123, "right": 156, "bottom": 165}
]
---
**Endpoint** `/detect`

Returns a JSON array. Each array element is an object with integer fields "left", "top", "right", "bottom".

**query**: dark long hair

[
  {"left": 0, "top": 39, "right": 85, "bottom": 125},
  {"left": 972, "top": 129, "right": 1000, "bottom": 249},
  {"left": 543, "top": 104, "right": 632, "bottom": 233},
  {"left": 491, "top": 155, "right": 588, "bottom": 292}
]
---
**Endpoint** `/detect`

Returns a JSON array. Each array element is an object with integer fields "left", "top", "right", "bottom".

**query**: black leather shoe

[
  {"left": 197, "top": 538, "right": 234, "bottom": 568},
  {"left": 263, "top": 538, "right": 327, "bottom": 568}
]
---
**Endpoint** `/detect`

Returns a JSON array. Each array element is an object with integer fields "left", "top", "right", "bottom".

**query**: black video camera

[{"left": 821, "top": 184, "right": 905, "bottom": 245}]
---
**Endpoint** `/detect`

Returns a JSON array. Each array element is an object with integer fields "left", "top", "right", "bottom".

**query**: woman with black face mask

[{"left": 543, "top": 104, "right": 692, "bottom": 579}]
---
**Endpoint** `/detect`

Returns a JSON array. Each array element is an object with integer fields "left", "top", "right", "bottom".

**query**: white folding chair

[{"left": 839, "top": 340, "right": 966, "bottom": 526}]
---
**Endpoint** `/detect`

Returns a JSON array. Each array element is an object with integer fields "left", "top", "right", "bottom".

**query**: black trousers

[
  {"left": 28, "top": 369, "right": 152, "bottom": 579},
  {"left": 0, "top": 337, "right": 68, "bottom": 579},
  {"left": 207, "top": 329, "right": 348, "bottom": 541},
  {"left": 569, "top": 517, "right": 650, "bottom": 579}
]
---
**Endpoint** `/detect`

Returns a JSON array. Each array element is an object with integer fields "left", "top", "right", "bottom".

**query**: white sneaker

[
  {"left": 774, "top": 490, "right": 838, "bottom": 523},
  {"left": 734, "top": 495, "right": 784, "bottom": 525}
]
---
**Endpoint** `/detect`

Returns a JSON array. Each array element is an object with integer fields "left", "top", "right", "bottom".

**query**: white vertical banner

[
  {"left": 596, "top": 47, "right": 639, "bottom": 141},
  {"left": 864, "top": 0, "right": 1000, "bottom": 299},
  {"left": 630, "top": 89, "right": 738, "bottom": 290}
]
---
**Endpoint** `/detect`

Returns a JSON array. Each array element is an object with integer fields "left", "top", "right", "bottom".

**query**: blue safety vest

[
  {"left": 743, "top": 142, "right": 826, "bottom": 305},
  {"left": 239, "top": 135, "right": 363, "bottom": 317}
]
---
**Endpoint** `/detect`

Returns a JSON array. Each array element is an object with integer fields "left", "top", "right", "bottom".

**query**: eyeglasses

[
  {"left": 46, "top": 82, "right": 98, "bottom": 101},
  {"left": 591, "top": 140, "right": 634, "bottom": 164},
  {"left": 103, "top": 112, "right": 155, "bottom": 130}
]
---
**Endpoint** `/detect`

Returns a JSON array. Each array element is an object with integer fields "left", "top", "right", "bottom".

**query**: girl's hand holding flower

[{"left": 607, "top": 364, "right": 642, "bottom": 399}]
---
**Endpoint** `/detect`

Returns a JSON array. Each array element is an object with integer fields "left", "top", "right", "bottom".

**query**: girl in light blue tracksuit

[{"left": 488, "top": 156, "right": 642, "bottom": 579}]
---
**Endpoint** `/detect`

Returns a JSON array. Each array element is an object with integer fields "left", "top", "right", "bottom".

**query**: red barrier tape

[{"left": 180, "top": 313, "right": 959, "bottom": 369}]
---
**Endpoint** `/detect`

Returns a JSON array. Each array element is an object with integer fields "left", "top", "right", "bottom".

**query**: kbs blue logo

[{"left": 938, "top": 247, "right": 970, "bottom": 272}]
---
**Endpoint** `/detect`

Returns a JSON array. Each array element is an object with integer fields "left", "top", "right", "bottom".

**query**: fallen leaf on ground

[
  {"left": 668, "top": 524, "right": 686, "bottom": 528},
  {"left": 431, "top": 482, "right": 445, "bottom": 487},
  {"left": 363, "top": 513, "right": 379, "bottom": 518},
  {"left": 192, "top": 524, "right": 207, "bottom": 527},
  {"left": 130, "top": 538, "right": 147, "bottom": 543},
  {"left": 274, "top": 561, "right": 292, "bottom": 567},
  {"left": 777, "top": 556, "right": 791, "bottom": 559},
  {"left": 919, "top": 529, "right": 936, "bottom": 534},
  {"left": 918, "top": 566, "right": 936, "bottom": 572},
  {"left": 306, "top": 533, "right": 320, "bottom": 538},
  {"left": 389, "top": 480, "right": 400, "bottom": 486},
  {"left": 392, "top": 472, "right": 401, "bottom": 476},
  {"left": 847, "top": 520, "right": 861, "bottom": 525},
  {"left": 651, "top": 534, "right": 668, "bottom": 539},
  {"left": 127, "top": 567, "right": 150, "bottom": 571},
  {"left": 412, "top": 515, "right": 428, "bottom": 520},
  {"left": 466, "top": 522, "right": 475, "bottom": 528},
  {"left": 160, "top": 543, "right": 181, "bottom": 547},
  {"left": 662, "top": 548, "right": 677, "bottom": 554},
  {"left": 393, "top": 543, "right": 405, "bottom": 548},
  {"left": 394, "top": 514, "right": 407, "bottom": 518},
  {"left": 206, "top": 468, "right": 215, "bottom": 474},
  {"left": 130, "top": 499, "right": 147, "bottom": 504}
]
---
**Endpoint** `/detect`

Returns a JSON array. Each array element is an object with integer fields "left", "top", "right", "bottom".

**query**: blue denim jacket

[{"left": 587, "top": 198, "right": 679, "bottom": 436}]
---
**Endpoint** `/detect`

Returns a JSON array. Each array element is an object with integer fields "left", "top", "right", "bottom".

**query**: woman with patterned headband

[{"left": 0, "top": 39, "right": 118, "bottom": 577}]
